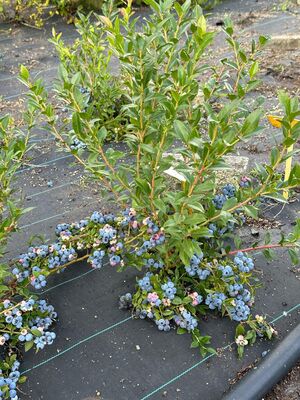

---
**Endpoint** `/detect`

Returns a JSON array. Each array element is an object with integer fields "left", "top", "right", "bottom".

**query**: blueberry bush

[
  {"left": 0, "top": 0, "right": 222, "bottom": 27},
  {"left": 0, "top": 112, "right": 58, "bottom": 399},
  {"left": 50, "top": 10, "right": 128, "bottom": 141},
  {"left": 1, "top": 0, "right": 300, "bottom": 397}
]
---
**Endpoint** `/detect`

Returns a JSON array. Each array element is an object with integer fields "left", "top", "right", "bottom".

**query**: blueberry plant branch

[{"left": 228, "top": 243, "right": 298, "bottom": 256}]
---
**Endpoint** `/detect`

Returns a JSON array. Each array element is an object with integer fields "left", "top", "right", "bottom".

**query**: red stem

[{"left": 228, "top": 243, "right": 295, "bottom": 256}]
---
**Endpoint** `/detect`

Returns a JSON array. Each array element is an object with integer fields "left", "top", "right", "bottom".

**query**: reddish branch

[{"left": 228, "top": 243, "right": 296, "bottom": 256}]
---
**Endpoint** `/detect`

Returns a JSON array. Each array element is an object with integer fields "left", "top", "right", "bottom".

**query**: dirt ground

[{"left": 265, "top": 363, "right": 300, "bottom": 400}]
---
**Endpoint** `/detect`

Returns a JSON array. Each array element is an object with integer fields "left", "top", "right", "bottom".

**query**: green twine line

[
  {"left": 271, "top": 303, "right": 300, "bottom": 324},
  {"left": 40, "top": 268, "right": 96, "bottom": 294},
  {"left": 140, "top": 302, "right": 300, "bottom": 400},
  {"left": 20, "top": 199, "right": 100, "bottom": 229},
  {"left": 20, "top": 300, "right": 300, "bottom": 393},
  {"left": 21, "top": 316, "right": 132, "bottom": 375},
  {"left": 39, "top": 260, "right": 110, "bottom": 294}
]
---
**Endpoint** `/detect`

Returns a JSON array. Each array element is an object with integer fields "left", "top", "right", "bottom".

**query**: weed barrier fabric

[{"left": 19, "top": 246, "right": 300, "bottom": 400}]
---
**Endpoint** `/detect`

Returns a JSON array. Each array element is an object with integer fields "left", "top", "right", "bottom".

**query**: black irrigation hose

[{"left": 223, "top": 323, "right": 300, "bottom": 400}]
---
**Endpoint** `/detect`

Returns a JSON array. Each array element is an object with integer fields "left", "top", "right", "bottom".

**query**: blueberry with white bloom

[
  {"left": 109, "top": 254, "right": 121, "bottom": 267},
  {"left": 208, "top": 223, "right": 217, "bottom": 235},
  {"left": 234, "top": 252, "right": 254, "bottom": 273},
  {"left": 55, "top": 223, "right": 71, "bottom": 235},
  {"left": 70, "top": 137, "right": 87, "bottom": 151},
  {"left": 138, "top": 273, "right": 153, "bottom": 292},
  {"left": 155, "top": 319, "right": 170, "bottom": 332},
  {"left": 91, "top": 211, "right": 105, "bottom": 224},
  {"left": 228, "top": 283, "right": 244, "bottom": 297},
  {"left": 205, "top": 292, "right": 227, "bottom": 311},
  {"left": 197, "top": 268, "right": 211, "bottom": 280},
  {"left": 31, "top": 274, "right": 47, "bottom": 290},
  {"left": 230, "top": 299, "right": 250, "bottom": 321},
  {"left": 222, "top": 183, "right": 236, "bottom": 198},
  {"left": 213, "top": 194, "right": 227, "bottom": 209},
  {"left": 161, "top": 281, "right": 177, "bottom": 300},
  {"left": 218, "top": 264, "right": 233, "bottom": 277},
  {"left": 237, "top": 288, "right": 251, "bottom": 303},
  {"left": 88, "top": 249, "right": 105, "bottom": 269}
]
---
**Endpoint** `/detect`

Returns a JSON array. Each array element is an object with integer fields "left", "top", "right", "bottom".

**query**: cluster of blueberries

[
  {"left": 240, "top": 176, "right": 251, "bottom": 188},
  {"left": 212, "top": 180, "right": 251, "bottom": 210},
  {"left": 231, "top": 299, "right": 250, "bottom": 322},
  {"left": 205, "top": 292, "right": 227, "bottom": 311},
  {"left": 185, "top": 252, "right": 211, "bottom": 281},
  {"left": 48, "top": 243, "right": 76, "bottom": 270},
  {"left": 34, "top": 331, "right": 56, "bottom": 350},
  {"left": 12, "top": 244, "right": 50, "bottom": 284},
  {"left": 174, "top": 310, "right": 198, "bottom": 332},
  {"left": 0, "top": 297, "right": 57, "bottom": 377},
  {"left": 227, "top": 283, "right": 252, "bottom": 321},
  {"left": 135, "top": 233, "right": 165, "bottom": 256},
  {"left": 69, "top": 137, "right": 87, "bottom": 151},
  {"left": 89, "top": 250, "right": 106, "bottom": 269},
  {"left": 155, "top": 319, "right": 171, "bottom": 332},
  {"left": 218, "top": 264, "right": 234, "bottom": 277},
  {"left": 118, "top": 293, "right": 133, "bottom": 310},
  {"left": 99, "top": 225, "right": 117, "bottom": 244},
  {"left": 144, "top": 258, "right": 164, "bottom": 270},
  {"left": 138, "top": 272, "right": 153, "bottom": 292},
  {"left": 212, "top": 183, "right": 236, "bottom": 209},
  {"left": 234, "top": 252, "right": 254, "bottom": 273},
  {"left": 205, "top": 284, "right": 252, "bottom": 321},
  {"left": 120, "top": 208, "right": 138, "bottom": 228},
  {"left": 12, "top": 242, "right": 78, "bottom": 290},
  {"left": 161, "top": 281, "right": 177, "bottom": 300},
  {"left": 135, "top": 252, "right": 255, "bottom": 332},
  {"left": 209, "top": 182, "right": 249, "bottom": 237},
  {"left": 208, "top": 220, "right": 236, "bottom": 236},
  {"left": 11, "top": 209, "right": 166, "bottom": 292},
  {"left": 147, "top": 292, "right": 161, "bottom": 307},
  {"left": 0, "top": 360, "right": 21, "bottom": 400}
]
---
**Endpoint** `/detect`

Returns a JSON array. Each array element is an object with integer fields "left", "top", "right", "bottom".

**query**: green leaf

[
  {"left": 288, "top": 248, "right": 299, "bottom": 265},
  {"left": 20, "top": 65, "right": 30, "bottom": 81},
  {"left": 236, "top": 323, "right": 245, "bottom": 336},
  {"left": 249, "top": 61, "right": 259, "bottom": 79},
  {"left": 19, "top": 375, "right": 27, "bottom": 384},
  {"left": 237, "top": 345, "right": 244, "bottom": 359},
  {"left": 97, "top": 127, "right": 108, "bottom": 142},
  {"left": 174, "top": 120, "right": 190, "bottom": 143},
  {"left": 72, "top": 113, "right": 83, "bottom": 135},
  {"left": 25, "top": 341, "right": 34, "bottom": 352},
  {"left": 172, "top": 297, "right": 183, "bottom": 305},
  {"left": 259, "top": 35, "right": 269, "bottom": 47},
  {"left": 31, "top": 329, "right": 42, "bottom": 337},
  {"left": 244, "top": 205, "right": 258, "bottom": 219}
]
